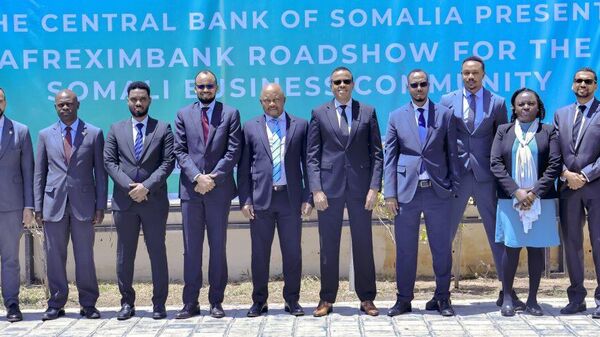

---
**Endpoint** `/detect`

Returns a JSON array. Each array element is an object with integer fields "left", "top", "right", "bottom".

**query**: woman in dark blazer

[{"left": 491, "top": 88, "right": 562, "bottom": 317}]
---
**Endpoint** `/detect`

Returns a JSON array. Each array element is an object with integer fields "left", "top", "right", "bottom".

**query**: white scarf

[{"left": 513, "top": 119, "right": 541, "bottom": 234}]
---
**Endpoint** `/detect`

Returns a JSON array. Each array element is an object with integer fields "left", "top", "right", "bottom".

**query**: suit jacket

[
  {"left": 383, "top": 100, "right": 459, "bottom": 203},
  {"left": 307, "top": 99, "right": 383, "bottom": 199},
  {"left": 34, "top": 120, "right": 107, "bottom": 222},
  {"left": 490, "top": 122, "right": 561, "bottom": 199},
  {"left": 237, "top": 112, "right": 310, "bottom": 212},
  {"left": 440, "top": 88, "right": 508, "bottom": 182},
  {"left": 104, "top": 117, "right": 175, "bottom": 211},
  {"left": 174, "top": 101, "right": 242, "bottom": 201},
  {"left": 554, "top": 98, "right": 600, "bottom": 199},
  {"left": 0, "top": 117, "right": 34, "bottom": 212}
]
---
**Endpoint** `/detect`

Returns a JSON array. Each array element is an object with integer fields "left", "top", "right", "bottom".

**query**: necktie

[
  {"left": 572, "top": 104, "right": 586, "bottom": 146},
  {"left": 466, "top": 93, "right": 476, "bottom": 131},
  {"left": 417, "top": 108, "right": 427, "bottom": 174},
  {"left": 134, "top": 123, "right": 144, "bottom": 161},
  {"left": 63, "top": 126, "right": 73, "bottom": 164},
  {"left": 339, "top": 104, "right": 349, "bottom": 145},
  {"left": 201, "top": 107, "right": 209, "bottom": 146},
  {"left": 270, "top": 119, "right": 282, "bottom": 184}
]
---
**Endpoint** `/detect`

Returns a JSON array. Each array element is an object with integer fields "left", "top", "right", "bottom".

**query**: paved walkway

[{"left": 1, "top": 299, "right": 599, "bottom": 336}]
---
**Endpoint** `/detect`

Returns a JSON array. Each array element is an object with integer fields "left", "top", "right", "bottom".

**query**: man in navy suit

[
  {"left": 554, "top": 67, "right": 600, "bottom": 318},
  {"left": 307, "top": 67, "right": 383, "bottom": 317},
  {"left": 238, "top": 83, "right": 312, "bottom": 317},
  {"left": 438, "top": 56, "right": 515, "bottom": 310},
  {"left": 34, "top": 89, "right": 107, "bottom": 320},
  {"left": 104, "top": 81, "right": 175, "bottom": 320},
  {"left": 384, "top": 69, "right": 459, "bottom": 317},
  {"left": 174, "top": 70, "right": 242, "bottom": 319},
  {"left": 0, "top": 88, "right": 34, "bottom": 322}
]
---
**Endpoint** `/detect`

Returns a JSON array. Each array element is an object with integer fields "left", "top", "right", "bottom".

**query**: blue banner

[{"left": 2, "top": 1, "right": 598, "bottom": 194}]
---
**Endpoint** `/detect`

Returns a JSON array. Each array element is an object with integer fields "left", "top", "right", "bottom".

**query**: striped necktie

[
  {"left": 134, "top": 123, "right": 144, "bottom": 161},
  {"left": 64, "top": 126, "right": 73, "bottom": 164},
  {"left": 269, "top": 119, "right": 282, "bottom": 184}
]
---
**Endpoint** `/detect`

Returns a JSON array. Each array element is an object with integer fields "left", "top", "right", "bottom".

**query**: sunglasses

[
  {"left": 409, "top": 81, "right": 429, "bottom": 88},
  {"left": 332, "top": 79, "right": 352, "bottom": 85},
  {"left": 574, "top": 79, "right": 596, "bottom": 85},
  {"left": 196, "top": 84, "right": 216, "bottom": 90}
]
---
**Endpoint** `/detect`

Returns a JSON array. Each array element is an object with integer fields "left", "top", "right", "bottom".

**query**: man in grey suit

[
  {"left": 34, "top": 89, "right": 107, "bottom": 320},
  {"left": 173, "top": 70, "right": 241, "bottom": 319},
  {"left": 0, "top": 88, "right": 34, "bottom": 322},
  {"left": 307, "top": 66, "right": 383, "bottom": 317},
  {"left": 384, "top": 69, "right": 459, "bottom": 317},
  {"left": 438, "top": 56, "right": 517, "bottom": 310},
  {"left": 554, "top": 67, "right": 600, "bottom": 318},
  {"left": 104, "top": 81, "right": 175, "bottom": 320}
]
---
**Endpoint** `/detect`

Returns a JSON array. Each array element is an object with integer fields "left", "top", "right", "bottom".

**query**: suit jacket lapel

[
  {"left": 206, "top": 102, "right": 223, "bottom": 149},
  {"left": 284, "top": 113, "right": 296, "bottom": 155},
  {"left": 70, "top": 120, "right": 86, "bottom": 154},
  {"left": 190, "top": 102, "right": 206, "bottom": 149},
  {"left": 472, "top": 89, "right": 492, "bottom": 135},
  {"left": 124, "top": 119, "right": 136, "bottom": 161},
  {"left": 0, "top": 118, "right": 13, "bottom": 159},
  {"left": 575, "top": 98, "right": 600, "bottom": 151},
  {"left": 346, "top": 99, "right": 360, "bottom": 149},
  {"left": 139, "top": 117, "right": 158, "bottom": 162},
  {"left": 51, "top": 122, "right": 69, "bottom": 169},
  {"left": 325, "top": 101, "right": 345, "bottom": 148},
  {"left": 423, "top": 100, "right": 437, "bottom": 149},
  {"left": 405, "top": 104, "right": 421, "bottom": 148},
  {"left": 258, "top": 116, "right": 272, "bottom": 160}
]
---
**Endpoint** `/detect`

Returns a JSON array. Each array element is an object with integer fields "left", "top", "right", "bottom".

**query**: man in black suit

[
  {"left": 104, "top": 81, "right": 175, "bottom": 320},
  {"left": 238, "top": 83, "right": 312, "bottom": 317},
  {"left": 554, "top": 67, "right": 600, "bottom": 318},
  {"left": 307, "top": 67, "right": 383, "bottom": 317}
]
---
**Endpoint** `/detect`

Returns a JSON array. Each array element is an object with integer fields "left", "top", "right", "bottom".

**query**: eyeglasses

[
  {"left": 196, "top": 84, "right": 216, "bottom": 90},
  {"left": 574, "top": 79, "right": 596, "bottom": 85},
  {"left": 332, "top": 79, "right": 352, "bottom": 85},
  {"left": 409, "top": 81, "right": 429, "bottom": 88}
]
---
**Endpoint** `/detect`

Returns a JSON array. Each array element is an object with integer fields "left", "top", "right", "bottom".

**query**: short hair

[
  {"left": 127, "top": 81, "right": 151, "bottom": 96},
  {"left": 574, "top": 67, "right": 598, "bottom": 82},
  {"left": 510, "top": 87, "right": 546, "bottom": 122},
  {"left": 407, "top": 69, "right": 428, "bottom": 81},
  {"left": 0, "top": 87, "right": 5, "bottom": 97},
  {"left": 195, "top": 69, "right": 218, "bottom": 84},
  {"left": 331, "top": 66, "right": 353, "bottom": 81},
  {"left": 462, "top": 55, "right": 486, "bottom": 72}
]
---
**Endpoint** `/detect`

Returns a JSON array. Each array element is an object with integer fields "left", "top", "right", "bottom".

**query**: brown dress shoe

[
  {"left": 313, "top": 300, "right": 333, "bottom": 317},
  {"left": 360, "top": 300, "right": 379, "bottom": 316}
]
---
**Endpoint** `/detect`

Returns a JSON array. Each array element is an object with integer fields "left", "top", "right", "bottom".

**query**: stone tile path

[{"left": 1, "top": 299, "right": 599, "bottom": 336}]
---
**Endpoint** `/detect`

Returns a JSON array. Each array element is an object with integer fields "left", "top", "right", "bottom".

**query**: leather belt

[
  {"left": 418, "top": 180, "right": 432, "bottom": 188},
  {"left": 273, "top": 185, "right": 287, "bottom": 192}
]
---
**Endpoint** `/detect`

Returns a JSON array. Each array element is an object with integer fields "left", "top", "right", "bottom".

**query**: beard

[
  {"left": 199, "top": 96, "right": 215, "bottom": 105},
  {"left": 129, "top": 107, "right": 149, "bottom": 118}
]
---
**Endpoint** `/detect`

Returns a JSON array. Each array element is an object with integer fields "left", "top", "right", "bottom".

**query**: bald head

[
  {"left": 260, "top": 83, "right": 286, "bottom": 118},
  {"left": 54, "top": 89, "right": 79, "bottom": 125}
]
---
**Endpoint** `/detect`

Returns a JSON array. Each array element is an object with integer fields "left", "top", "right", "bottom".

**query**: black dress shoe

[
  {"left": 284, "top": 301, "right": 304, "bottom": 316},
  {"left": 525, "top": 303, "right": 544, "bottom": 316},
  {"left": 175, "top": 303, "right": 200, "bottom": 319},
  {"left": 117, "top": 304, "right": 135, "bottom": 320},
  {"left": 210, "top": 303, "right": 225, "bottom": 318},
  {"left": 387, "top": 301, "right": 411, "bottom": 316},
  {"left": 501, "top": 303, "right": 515, "bottom": 317},
  {"left": 153, "top": 305, "right": 167, "bottom": 319},
  {"left": 247, "top": 302, "right": 268, "bottom": 317},
  {"left": 79, "top": 306, "right": 101, "bottom": 319},
  {"left": 497, "top": 290, "right": 526, "bottom": 311},
  {"left": 425, "top": 297, "right": 438, "bottom": 311},
  {"left": 437, "top": 299, "right": 455, "bottom": 317},
  {"left": 560, "top": 302, "right": 586, "bottom": 315},
  {"left": 42, "top": 307, "right": 65, "bottom": 321},
  {"left": 6, "top": 304, "right": 23, "bottom": 323},
  {"left": 592, "top": 305, "right": 600, "bottom": 319}
]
